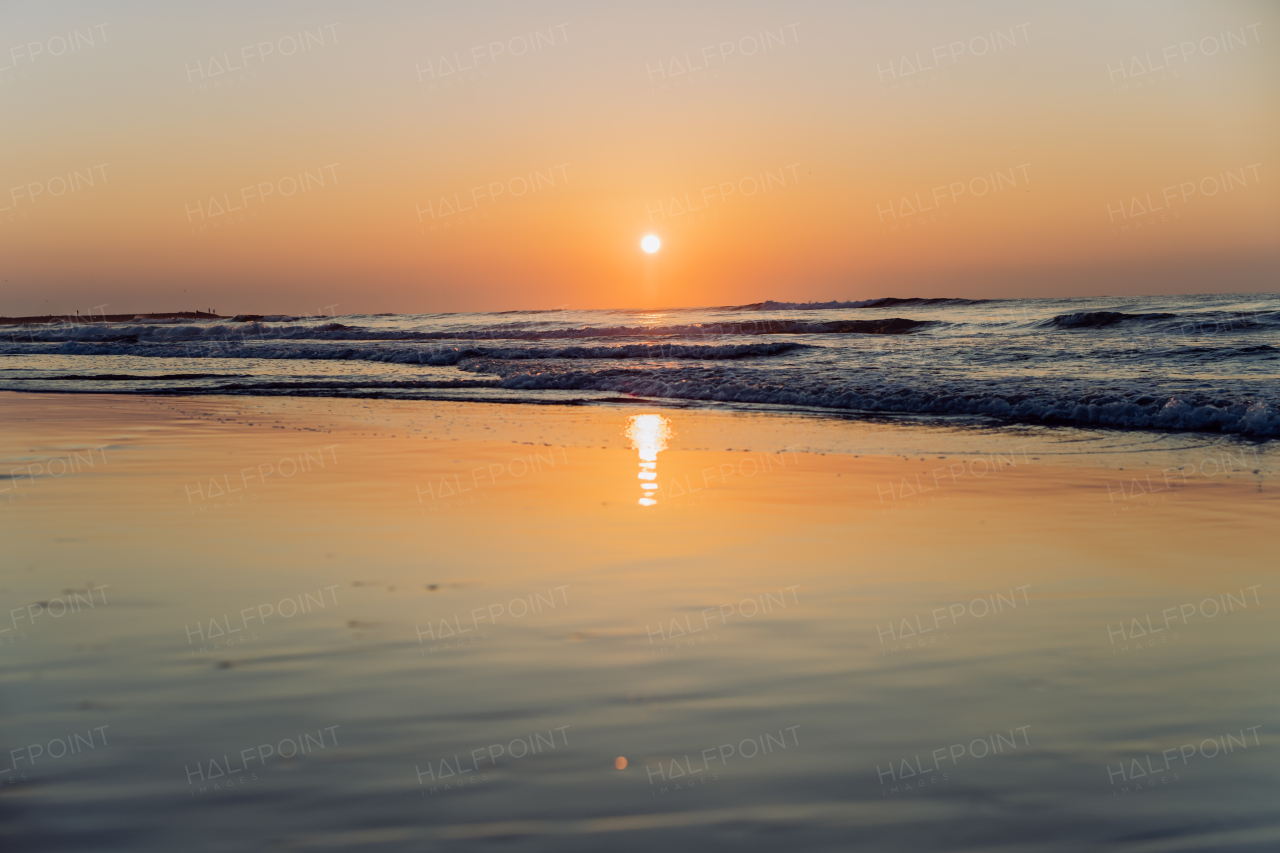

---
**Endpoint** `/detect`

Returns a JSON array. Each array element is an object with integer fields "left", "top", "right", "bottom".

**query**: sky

[{"left": 1, "top": 0, "right": 1277, "bottom": 315}]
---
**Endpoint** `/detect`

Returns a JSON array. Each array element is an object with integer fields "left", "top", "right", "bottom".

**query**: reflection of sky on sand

[
  {"left": 625, "top": 414, "right": 672, "bottom": 506},
  {"left": 1, "top": 394, "right": 1277, "bottom": 852}
]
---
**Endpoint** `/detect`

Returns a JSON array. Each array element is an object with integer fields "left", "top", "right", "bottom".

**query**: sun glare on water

[{"left": 625, "top": 414, "right": 673, "bottom": 506}]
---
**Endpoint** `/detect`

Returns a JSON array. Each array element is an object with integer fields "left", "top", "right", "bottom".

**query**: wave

[
  {"left": 753, "top": 297, "right": 989, "bottom": 311},
  {"left": 1042, "top": 309, "right": 1280, "bottom": 332},
  {"left": 5, "top": 294, "right": 1275, "bottom": 438},
  {"left": 34, "top": 360, "right": 1271, "bottom": 436},
  {"left": 1044, "top": 311, "right": 1177, "bottom": 329},
  {"left": 653, "top": 318, "right": 933, "bottom": 335},
  {"left": 442, "top": 317, "right": 935, "bottom": 339},
  {"left": 1, "top": 318, "right": 932, "bottom": 345},
  {"left": 28, "top": 340, "right": 810, "bottom": 365},
  {"left": 470, "top": 365, "right": 1280, "bottom": 436}
]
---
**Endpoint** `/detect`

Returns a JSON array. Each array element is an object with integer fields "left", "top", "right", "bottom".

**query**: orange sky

[{"left": 1, "top": 0, "right": 1277, "bottom": 315}]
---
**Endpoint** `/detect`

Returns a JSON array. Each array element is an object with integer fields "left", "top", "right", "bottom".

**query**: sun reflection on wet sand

[{"left": 625, "top": 414, "right": 673, "bottom": 507}]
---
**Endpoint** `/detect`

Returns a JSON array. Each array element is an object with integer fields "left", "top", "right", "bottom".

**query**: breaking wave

[
  {"left": 22, "top": 340, "right": 810, "bottom": 366},
  {"left": 468, "top": 364, "right": 1280, "bottom": 437}
]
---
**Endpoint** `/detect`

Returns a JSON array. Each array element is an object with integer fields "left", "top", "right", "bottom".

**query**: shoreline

[
  {"left": 1, "top": 390, "right": 1272, "bottom": 498},
  {"left": 0, "top": 387, "right": 1276, "bottom": 450}
]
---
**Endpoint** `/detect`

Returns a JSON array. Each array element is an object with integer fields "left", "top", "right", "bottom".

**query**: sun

[{"left": 641, "top": 235, "right": 661, "bottom": 253}]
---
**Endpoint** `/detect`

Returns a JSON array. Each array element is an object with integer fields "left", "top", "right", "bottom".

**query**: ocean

[{"left": 3, "top": 292, "right": 1278, "bottom": 436}]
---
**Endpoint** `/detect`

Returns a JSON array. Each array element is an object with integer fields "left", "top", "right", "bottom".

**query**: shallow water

[{"left": 0, "top": 394, "right": 1276, "bottom": 851}]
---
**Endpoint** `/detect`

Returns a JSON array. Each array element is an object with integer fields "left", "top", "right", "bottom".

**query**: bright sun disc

[{"left": 641, "top": 235, "right": 660, "bottom": 253}]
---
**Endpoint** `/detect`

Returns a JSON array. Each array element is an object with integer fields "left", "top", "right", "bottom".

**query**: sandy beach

[{"left": 1, "top": 391, "right": 1275, "bottom": 851}]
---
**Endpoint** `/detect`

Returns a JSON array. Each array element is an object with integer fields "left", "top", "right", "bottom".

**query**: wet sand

[{"left": 0, "top": 392, "right": 1276, "bottom": 852}]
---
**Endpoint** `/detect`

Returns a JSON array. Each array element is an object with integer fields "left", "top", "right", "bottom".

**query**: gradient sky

[{"left": 1, "top": 0, "right": 1277, "bottom": 315}]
